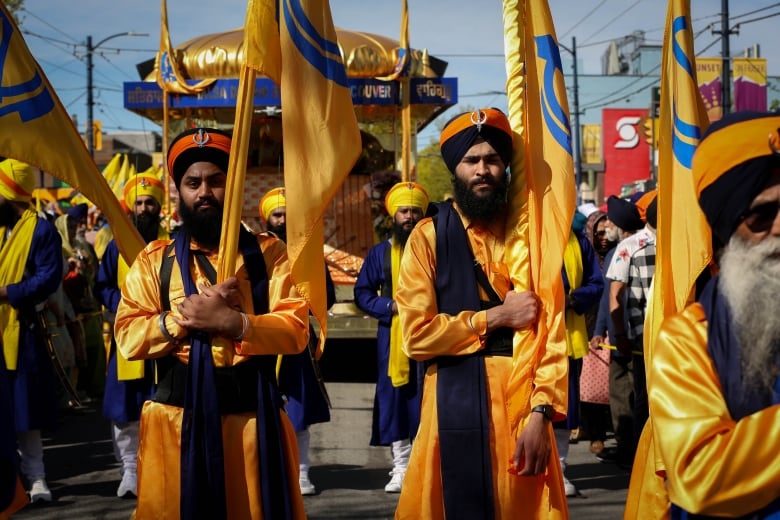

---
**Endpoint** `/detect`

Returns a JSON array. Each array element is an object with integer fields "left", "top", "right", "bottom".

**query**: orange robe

[
  {"left": 395, "top": 207, "right": 569, "bottom": 519},
  {"left": 650, "top": 303, "right": 780, "bottom": 516},
  {"left": 114, "top": 235, "right": 309, "bottom": 520}
]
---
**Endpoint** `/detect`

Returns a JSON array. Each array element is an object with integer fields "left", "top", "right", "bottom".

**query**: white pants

[
  {"left": 391, "top": 439, "right": 411, "bottom": 473},
  {"left": 112, "top": 421, "right": 139, "bottom": 476},
  {"left": 297, "top": 429, "right": 311, "bottom": 474},
  {"left": 17, "top": 429, "right": 45, "bottom": 480}
]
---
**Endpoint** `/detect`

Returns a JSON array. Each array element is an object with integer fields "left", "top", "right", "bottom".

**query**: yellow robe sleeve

[
  {"left": 650, "top": 303, "right": 780, "bottom": 516},
  {"left": 115, "top": 236, "right": 308, "bottom": 366},
  {"left": 396, "top": 218, "right": 486, "bottom": 360}
]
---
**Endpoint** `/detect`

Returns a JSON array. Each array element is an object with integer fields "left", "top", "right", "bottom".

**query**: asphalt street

[{"left": 12, "top": 382, "right": 630, "bottom": 519}]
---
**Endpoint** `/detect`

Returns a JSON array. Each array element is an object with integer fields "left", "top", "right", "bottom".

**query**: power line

[
  {"left": 580, "top": 0, "right": 645, "bottom": 45},
  {"left": 558, "top": 0, "right": 610, "bottom": 40},
  {"left": 731, "top": 2, "right": 780, "bottom": 20},
  {"left": 731, "top": 10, "right": 780, "bottom": 27},
  {"left": 19, "top": 7, "right": 78, "bottom": 44}
]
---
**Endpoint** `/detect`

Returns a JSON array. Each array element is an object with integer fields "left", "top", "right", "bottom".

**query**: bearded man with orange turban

[
  {"left": 394, "top": 108, "right": 568, "bottom": 518},
  {"left": 114, "top": 128, "right": 309, "bottom": 519},
  {"left": 354, "top": 181, "right": 429, "bottom": 494},
  {"left": 95, "top": 171, "right": 167, "bottom": 498},
  {"left": 650, "top": 111, "right": 780, "bottom": 518},
  {"left": 0, "top": 159, "right": 63, "bottom": 505}
]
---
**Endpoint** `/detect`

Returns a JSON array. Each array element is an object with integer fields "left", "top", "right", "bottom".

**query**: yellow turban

[
  {"left": 384, "top": 182, "right": 429, "bottom": 215},
  {"left": 260, "top": 188, "right": 287, "bottom": 222},
  {"left": 259, "top": 187, "right": 286, "bottom": 221},
  {"left": 123, "top": 173, "right": 165, "bottom": 209},
  {"left": 0, "top": 159, "right": 35, "bottom": 203}
]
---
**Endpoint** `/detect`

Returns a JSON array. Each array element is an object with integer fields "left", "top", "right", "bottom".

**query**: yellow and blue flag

[
  {"left": 625, "top": 2, "right": 711, "bottom": 518},
  {"left": 502, "top": 0, "right": 576, "bottom": 432},
  {"left": 651, "top": 0, "right": 711, "bottom": 345},
  {"left": 0, "top": 4, "right": 143, "bottom": 264},
  {"left": 155, "top": 0, "right": 214, "bottom": 95},
  {"left": 228, "top": 0, "right": 361, "bottom": 358}
]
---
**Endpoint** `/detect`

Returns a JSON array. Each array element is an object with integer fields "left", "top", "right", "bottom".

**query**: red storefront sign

[{"left": 601, "top": 108, "right": 651, "bottom": 198}]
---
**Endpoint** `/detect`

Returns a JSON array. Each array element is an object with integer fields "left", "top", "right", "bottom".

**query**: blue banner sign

[{"left": 124, "top": 77, "right": 457, "bottom": 110}]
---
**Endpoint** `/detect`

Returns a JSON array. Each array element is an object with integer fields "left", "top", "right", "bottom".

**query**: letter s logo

[{"left": 615, "top": 116, "right": 640, "bottom": 149}]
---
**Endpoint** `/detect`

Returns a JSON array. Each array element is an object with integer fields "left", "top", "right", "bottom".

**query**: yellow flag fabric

[
  {"left": 502, "top": 0, "right": 576, "bottom": 434},
  {"left": 241, "top": 0, "right": 361, "bottom": 358},
  {"left": 0, "top": 5, "right": 144, "bottom": 265},
  {"left": 155, "top": 0, "right": 215, "bottom": 95},
  {"left": 102, "top": 153, "right": 122, "bottom": 188},
  {"left": 626, "top": 2, "right": 712, "bottom": 518}
]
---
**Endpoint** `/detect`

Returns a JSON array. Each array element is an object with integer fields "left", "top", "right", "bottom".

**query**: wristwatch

[{"left": 531, "top": 404, "right": 555, "bottom": 421}]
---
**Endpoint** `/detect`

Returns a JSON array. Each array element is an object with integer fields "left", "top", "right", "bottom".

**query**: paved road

[{"left": 13, "top": 382, "right": 629, "bottom": 519}]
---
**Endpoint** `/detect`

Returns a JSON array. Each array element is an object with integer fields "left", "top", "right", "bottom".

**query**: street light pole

[
  {"left": 86, "top": 31, "right": 148, "bottom": 158},
  {"left": 559, "top": 37, "right": 582, "bottom": 204}
]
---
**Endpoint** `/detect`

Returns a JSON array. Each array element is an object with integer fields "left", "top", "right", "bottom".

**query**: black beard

[
  {"left": 452, "top": 174, "right": 508, "bottom": 222},
  {"left": 0, "top": 201, "right": 17, "bottom": 228},
  {"left": 266, "top": 222, "right": 287, "bottom": 243},
  {"left": 178, "top": 198, "right": 223, "bottom": 250},
  {"left": 134, "top": 212, "right": 160, "bottom": 243},
  {"left": 391, "top": 220, "right": 412, "bottom": 247}
]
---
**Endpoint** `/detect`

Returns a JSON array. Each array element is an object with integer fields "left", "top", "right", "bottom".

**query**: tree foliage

[
  {"left": 416, "top": 141, "right": 452, "bottom": 202},
  {"left": 5, "top": 0, "right": 26, "bottom": 24}
]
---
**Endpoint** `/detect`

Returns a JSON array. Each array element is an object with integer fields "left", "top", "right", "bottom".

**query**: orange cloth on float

[
  {"left": 650, "top": 303, "right": 780, "bottom": 516},
  {"left": 395, "top": 204, "right": 569, "bottom": 519},
  {"left": 114, "top": 233, "right": 309, "bottom": 520}
]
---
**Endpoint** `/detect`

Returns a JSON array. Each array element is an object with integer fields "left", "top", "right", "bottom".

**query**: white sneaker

[
  {"left": 384, "top": 470, "right": 404, "bottom": 493},
  {"left": 299, "top": 472, "right": 316, "bottom": 496},
  {"left": 563, "top": 476, "right": 577, "bottom": 497},
  {"left": 117, "top": 471, "right": 137, "bottom": 498},
  {"left": 29, "top": 478, "right": 52, "bottom": 503}
]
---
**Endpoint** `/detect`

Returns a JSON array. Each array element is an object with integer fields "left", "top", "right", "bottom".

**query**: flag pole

[{"left": 217, "top": 65, "right": 257, "bottom": 282}]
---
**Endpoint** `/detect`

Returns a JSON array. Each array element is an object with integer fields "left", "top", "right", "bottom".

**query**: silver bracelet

[
  {"left": 233, "top": 311, "right": 250, "bottom": 342},
  {"left": 159, "top": 311, "right": 177, "bottom": 342},
  {"left": 467, "top": 312, "right": 481, "bottom": 336}
]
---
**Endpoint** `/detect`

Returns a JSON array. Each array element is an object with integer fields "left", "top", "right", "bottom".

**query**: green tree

[
  {"left": 416, "top": 141, "right": 452, "bottom": 202},
  {"left": 5, "top": 0, "right": 26, "bottom": 24}
]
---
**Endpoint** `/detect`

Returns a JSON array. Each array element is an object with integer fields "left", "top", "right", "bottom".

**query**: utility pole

[
  {"left": 571, "top": 36, "right": 582, "bottom": 204},
  {"left": 712, "top": 0, "right": 736, "bottom": 116},
  {"left": 86, "top": 32, "right": 148, "bottom": 158},
  {"left": 559, "top": 38, "right": 582, "bottom": 204}
]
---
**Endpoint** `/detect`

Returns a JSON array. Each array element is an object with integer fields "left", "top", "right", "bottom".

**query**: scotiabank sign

[{"left": 602, "top": 108, "right": 651, "bottom": 198}]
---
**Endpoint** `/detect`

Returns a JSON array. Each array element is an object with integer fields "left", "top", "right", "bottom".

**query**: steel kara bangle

[
  {"left": 159, "top": 311, "right": 177, "bottom": 342},
  {"left": 233, "top": 311, "right": 250, "bottom": 342}
]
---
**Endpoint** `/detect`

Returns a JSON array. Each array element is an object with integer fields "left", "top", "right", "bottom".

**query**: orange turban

[
  {"left": 167, "top": 128, "right": 231, "bottom": 187},
  {"left": 0, "top": 159, "right": 35, "bottom": 203},
  {"left": 259, "top": 187, "right": 286, "bottom": 222},
  {"left": 439, "top": 108, "right": 513, "bottom": 174},
  {"left": 124, "top": 173, "right": 165, "bottom": 209},
  {"left": 634, "top": 189, "right": 657, "bottom": 223},
  {"left": 384, "top": 182, "right": 429, "bottom": 215}
]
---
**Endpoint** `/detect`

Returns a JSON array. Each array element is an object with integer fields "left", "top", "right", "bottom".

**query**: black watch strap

[{"left": 531, "top": 404, "right": 555, "bottom": 421}]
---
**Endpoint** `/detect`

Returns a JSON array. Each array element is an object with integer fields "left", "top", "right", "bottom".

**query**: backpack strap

[{"left": 159, "top": 241, "right": 176, "bottom": 312}]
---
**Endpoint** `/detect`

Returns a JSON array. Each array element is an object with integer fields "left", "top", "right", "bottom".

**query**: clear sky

[{"left": 16, "top": 0, "right": 780, "bottom": 145}]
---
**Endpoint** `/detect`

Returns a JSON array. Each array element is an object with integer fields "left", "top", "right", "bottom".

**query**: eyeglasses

[
  {"left": 595, "top": 230, "right": 607, "bottom": 237},
  {"left": 740, "top": 201, "right": 780, "bottom": 233}
]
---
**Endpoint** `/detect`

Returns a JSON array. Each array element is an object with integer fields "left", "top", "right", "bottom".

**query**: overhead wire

[
  {"left": 580, "top": 0, "right": 645, "bottom": 45},
  {"left": 558, "top": 0, "right": 610, "bottom": 40}
]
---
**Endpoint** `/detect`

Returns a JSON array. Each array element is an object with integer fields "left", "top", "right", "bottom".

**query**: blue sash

[
  {"left": 176, "top": 231, "right": 293, "bottom": 519},
  {"left": 433, "top": 202, "right": 495, "bottom": 519}
]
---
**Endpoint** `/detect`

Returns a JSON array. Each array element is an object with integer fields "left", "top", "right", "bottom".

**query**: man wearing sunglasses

[{"left": 649, "top": 111, "right": 780, "bottom": 518}]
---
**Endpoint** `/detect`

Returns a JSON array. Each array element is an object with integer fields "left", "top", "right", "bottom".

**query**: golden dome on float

[{"left": 145, "top": 27, "right": 445, "bottom": 82}]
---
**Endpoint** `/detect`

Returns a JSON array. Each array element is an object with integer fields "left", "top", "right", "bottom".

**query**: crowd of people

[{"left": 1, "top": 109, "right": 778, "bottom": 519}]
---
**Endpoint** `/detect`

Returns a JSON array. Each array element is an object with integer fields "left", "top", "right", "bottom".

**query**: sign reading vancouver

[{"left": 124, "top": 77, "right": 457, "bottom": 110}]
